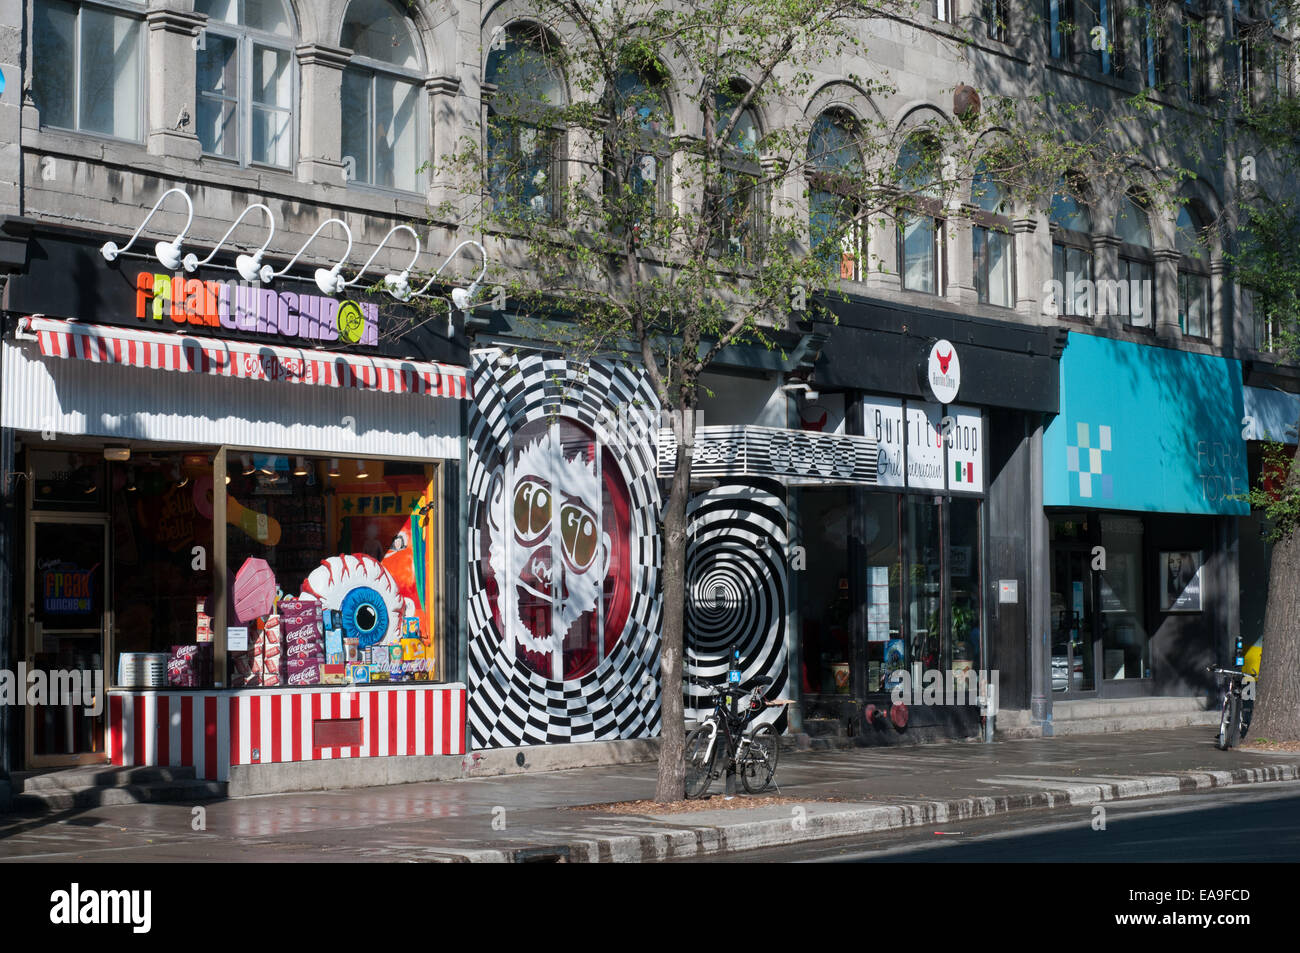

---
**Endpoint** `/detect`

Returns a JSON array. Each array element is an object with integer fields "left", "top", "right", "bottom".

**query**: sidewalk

[{"left": 1, "top": 727, "right": 1297, "bottom": 863}]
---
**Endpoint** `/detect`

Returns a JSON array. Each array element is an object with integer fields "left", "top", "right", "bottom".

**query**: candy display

[{"left": 232, "top": 557, "right": 277, "bottom": 623}]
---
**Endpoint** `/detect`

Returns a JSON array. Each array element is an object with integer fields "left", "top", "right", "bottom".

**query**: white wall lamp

[
  {"left": 267, "top": 218, "right": 354, "bottom": 295},
  {"left": 335, "top": 225, "right": 421, "bottom": 300},
  {"left": 411, "top": 240, "right": 488, "bottom": 306},
  {"left": 100, "top": 187, "right": 195, "bottom": 271},
  {"left": 181, "top": 203, "right": 276, "bottom": 283},
  {"left": 781, "top": 382, "right": 820, "bottom": 401}
]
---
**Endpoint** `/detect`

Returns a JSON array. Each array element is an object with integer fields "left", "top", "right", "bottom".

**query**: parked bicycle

[
  {"left": 683, "top": 676, "right": 787, "bottom": 798},
  {"left": 1206, "top": 665, "right": 1254, "bottom": 750}
]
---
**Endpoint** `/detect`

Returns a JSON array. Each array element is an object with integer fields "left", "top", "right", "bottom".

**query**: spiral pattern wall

[{"left": 685, "top": 480, "right": 789, "bottom": 727}]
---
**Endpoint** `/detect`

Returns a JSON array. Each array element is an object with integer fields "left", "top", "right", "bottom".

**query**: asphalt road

[{"left": 682, "top": 780, "right": 1300, "bottom": 862}]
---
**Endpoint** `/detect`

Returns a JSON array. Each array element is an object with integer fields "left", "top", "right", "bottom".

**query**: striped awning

[{"left": 17, "top": 316, "right": 469, "bottom": 399}]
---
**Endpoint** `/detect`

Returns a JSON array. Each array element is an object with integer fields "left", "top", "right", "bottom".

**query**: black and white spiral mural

[
  {"left": 466, "top": 351, "right": 662, "bottom": 748},
  {"left": 686, "top": 480, "right": 789, "bottom": 729}
]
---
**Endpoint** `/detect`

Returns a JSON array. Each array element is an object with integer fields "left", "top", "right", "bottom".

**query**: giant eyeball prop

[{"left": 300, "top": 554, "right": 404, "bottom": 649}]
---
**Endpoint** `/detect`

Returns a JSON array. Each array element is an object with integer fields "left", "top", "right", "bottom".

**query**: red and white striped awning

[{"left": 17, "top": 316, "right": 469, "bottom": 399}]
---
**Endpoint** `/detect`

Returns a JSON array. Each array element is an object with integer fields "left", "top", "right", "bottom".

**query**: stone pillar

[
  {"left": 1092, "top": 233, "right": 1121, "bottom": 331},
  {"left": 145, "top": 7, "right": 204, "bottom": 160},
  {"left": 296, "top": 44, "right": 350, "bottom": 187},
  {"left": 1211, "top": 257, "right": 1231, "bottom": 350},
  {"left": 1013, "top": 217, "right": 1041, "bottom": 319},
  {"left": 425, "top": 75, "right": 461, "bottom": 217},
  {"left": 947, "top": 203, "right": 978, "bottom": 307},
  {"left": 1153, "top": 248, "right": 1181, "bottom": 342},
  {"left": 864, "top": 189, "right": 901, "bottom": 294}
]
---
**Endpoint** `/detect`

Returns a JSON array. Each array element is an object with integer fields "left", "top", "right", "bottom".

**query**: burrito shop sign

[{"left": 134, "top": 271, "right": 378, "bottom": 346}]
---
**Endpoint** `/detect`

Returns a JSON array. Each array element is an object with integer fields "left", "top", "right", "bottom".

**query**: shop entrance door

[
  {"left": 24, "top": 516, "right": 110, "bottom": 768},
  {"left": 1050, "top": 546, "right": 1097, "bottom": 694}
]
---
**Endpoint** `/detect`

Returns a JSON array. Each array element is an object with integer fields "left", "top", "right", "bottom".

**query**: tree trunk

[
  {"left": 1250, "top": 437, "right": 1300, "bottom": 741},
  {"left": 654, "top": 409, "right": 694, "bottom": 802}
]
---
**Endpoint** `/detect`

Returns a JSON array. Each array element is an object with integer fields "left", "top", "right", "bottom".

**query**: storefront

[
  {"left": 1042, "top": 332, "right": 1247, "bottom": 699},
  {"left": 1, "top": 227, "right": 471, "bottom": 781},
  {"left": 678, "top": 294, "right": 1063, "bottom": 743}
]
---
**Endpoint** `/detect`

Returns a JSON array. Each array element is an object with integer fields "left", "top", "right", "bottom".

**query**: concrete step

[
  {"left": 996, "top": 697, "right": 1219, "bottom": 739},
  {"left": 14, "top": 765, "right": 199, "bottom": 793},
  {"left": 9, "top": 778, "right": 227, "bottom": 814}
]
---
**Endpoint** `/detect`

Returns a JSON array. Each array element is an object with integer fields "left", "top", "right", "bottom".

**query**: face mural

[{"left": 482, "top": 420, "right": 632, "bottom": 680}]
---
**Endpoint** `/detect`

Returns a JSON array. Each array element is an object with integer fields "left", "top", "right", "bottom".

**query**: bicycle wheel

[
  {"left": 1225, "top": 694, "right": 1241, "bottom": 749},
  {"left": 741, "top": 724, "right": 779, "bottom": 794},
  {"left": 684, "top": 724, "right": 718, "bottom": 799},
  {"left": 1216, "top": 693, "right": 1233, "bottom": 750}
]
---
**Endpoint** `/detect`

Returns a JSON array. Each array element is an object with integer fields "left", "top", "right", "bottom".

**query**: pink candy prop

[{"left": 233, "top": 557, "right": 277, "bottom": 622}]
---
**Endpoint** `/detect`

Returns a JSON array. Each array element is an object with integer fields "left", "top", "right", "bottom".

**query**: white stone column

[
  {"left": 145, "top": 7, "right": 204, "bottom": 160},
  {"left": 1153, "top": 248, "right": 1182, "bottom": 342},
  {"left": 296, "top": 44, "right": 350, "bottom": 187}
]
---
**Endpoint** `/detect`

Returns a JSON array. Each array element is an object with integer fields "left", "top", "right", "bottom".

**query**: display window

[
  {"left": 797, "top": 488, "right": 983, "bottom": 719},
  {"left": 224, "top": 453, "right": 442, "bottom": 689}
]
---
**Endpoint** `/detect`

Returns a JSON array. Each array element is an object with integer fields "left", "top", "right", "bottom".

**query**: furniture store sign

[{"left": 133, "top": 270, "right": 378, "bottom": 346}]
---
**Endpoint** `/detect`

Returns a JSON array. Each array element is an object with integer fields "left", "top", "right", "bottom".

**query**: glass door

[
  {"left": 25, "top": 516, "right": 110, "bottom": 766},
  {"left": 1050, "top": 547, "right": 1097, "bottom": 693}
]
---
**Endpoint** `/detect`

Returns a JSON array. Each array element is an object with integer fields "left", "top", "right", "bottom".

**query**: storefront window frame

[{"left": 211, "top": 444, "right": 451, "bottom": 690}]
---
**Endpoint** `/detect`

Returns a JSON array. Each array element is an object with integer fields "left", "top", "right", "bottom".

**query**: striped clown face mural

[
  {"left": 483, "top": 419, "right": 632, "bottom": 680},
  {"left": 466, "top": 352, "right": 661, "bottom": 748}
]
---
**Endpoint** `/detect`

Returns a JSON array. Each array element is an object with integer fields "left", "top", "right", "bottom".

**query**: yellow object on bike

[{"left": 1243, "top": 645, "right": 1261, "bottom": 678}]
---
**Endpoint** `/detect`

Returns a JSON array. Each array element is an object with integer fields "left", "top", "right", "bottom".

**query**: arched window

[
  {"left": 486, "top": 24, "right": 567, "bottom": 222},
  {"left": 1050, "top": 177, "right": 1093, "bottom": 318},
  {"left": 1114, "top": 192, "right": 1155, "bottom": 328},
  {"left": 195, "top": 0, "right": 295, "bottom": 167},
  {"left": 606, "top": 59, "right": 673, "bottom": 225},
  {"left": 33, "top": 0, "right": 143, "bottom": 140},
  {"left": 340, "top": 0, "right": 423, "bottom": 192},
  {"left": 709, "top": 83, "right": 763, "bottom": 260},
  {"left": 1176, "top": 205, "right": 1211, "bottom": 338},
  {"left": 896, "top": 133, "right": 945, "bottom": 295},
  {"left": 808, "top": 110, "right": 865, "bottom": 282},
  {"left": 971, "top": 160, "right": 1013, "bottom": 307}
]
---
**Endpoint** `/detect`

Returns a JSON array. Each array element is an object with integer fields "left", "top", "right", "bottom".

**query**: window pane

[
  {"left": 987, "top": 230, "right": 1013, "bottom": 307},
  {"left": 195, "top": 0, "right": 237, "bottom": 25},
  {"left": 250, "top": 44, "right": 292, "bottom": 165},
  {"left": 243, "top": 0, "right": 292, "bottom": 36},
  {"left": 79, "top": 6, "right": 141, "bottom": 139},
  {"left": 374, "top": 74, "right": 419, "bottom": 191},
  {"left": 341, "top": 68, "right": 372, "bottom": 183},
  {"left": 902, "top": 214, "right": 937, "bottom": 293},
  {"left": 342, "top": 0, "right": 419, "bottom": 68},
  {"left": 34, "top": 0, "right": 77, "bottom": 129},
  {"left": 251, "top": 105, "right": 291, "bottom": 166},
  {"left": 1068, "top": 246, "right": 1093, "bottom": 316},
  {"left": 197, "top": 33, "right": 239, "bottom": 157}
]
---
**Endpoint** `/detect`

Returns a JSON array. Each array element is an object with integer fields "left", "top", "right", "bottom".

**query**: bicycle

[
  {"left": 1206, "top": 665, "right": 1254, "bottom": 750},
  {"left": 683, "top": 676, "right": 787, "bottom": 798}
]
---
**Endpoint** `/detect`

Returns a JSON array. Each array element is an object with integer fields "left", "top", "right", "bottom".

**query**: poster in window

[
  {"left": 1160, "top": 551, "right": 1203, "bottom": 612},
  {"left": 905, "top": 401, "right": 945, "bottom": 491},
  {"left": 1099, "top": 551, "right": 1135, "bottom": 613}
]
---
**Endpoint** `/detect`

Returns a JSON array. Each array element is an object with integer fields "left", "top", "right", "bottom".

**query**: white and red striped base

[{"left": 107, "top": 685, "right": 466, "bottom": 781}]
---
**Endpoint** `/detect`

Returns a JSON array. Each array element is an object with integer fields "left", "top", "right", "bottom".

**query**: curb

[{"left": 435, "top": 762, "right": 1300, "bottom": 863}]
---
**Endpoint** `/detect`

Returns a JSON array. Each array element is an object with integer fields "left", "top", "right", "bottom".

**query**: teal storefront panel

[{"left": 1044, "top": 333, "right": 1248, "bottom": 515}]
